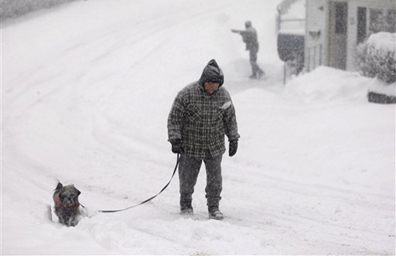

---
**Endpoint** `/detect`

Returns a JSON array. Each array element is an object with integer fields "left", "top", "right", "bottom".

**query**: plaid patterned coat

[{"left": 168, "top": 81, "right": 240, "bottom": 158}]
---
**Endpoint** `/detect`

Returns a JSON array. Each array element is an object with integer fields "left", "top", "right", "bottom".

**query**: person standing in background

[{"left": 232, "top": 20, "right": 265, "bottom": 79}]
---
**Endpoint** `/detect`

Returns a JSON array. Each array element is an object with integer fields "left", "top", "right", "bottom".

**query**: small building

[
  {"left": 305, "top": 0, "right": 396, "bottom": 72},
  {"left": 277, "top": 0, "right": 307, "bottom": 79}
]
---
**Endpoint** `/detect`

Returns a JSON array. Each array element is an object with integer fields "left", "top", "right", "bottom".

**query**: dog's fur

[{"left": 53, "top": 182, "right": 81, "bottom": 226}]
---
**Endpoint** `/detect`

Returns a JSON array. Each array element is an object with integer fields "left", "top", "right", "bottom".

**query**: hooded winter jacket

[{"left": 168, "top": 60, "right": 240, "bottom": 158}]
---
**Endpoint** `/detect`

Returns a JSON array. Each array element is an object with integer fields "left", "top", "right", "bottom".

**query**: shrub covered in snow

[
  {"left": 356, "top": 32, "right": 396, "bottom": 84},
  {"left": 1, "top": 0, "right": 77, "bottom": 20}
]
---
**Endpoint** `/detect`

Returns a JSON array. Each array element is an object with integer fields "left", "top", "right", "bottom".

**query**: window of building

[
  {"left": 386, "top": 10, "right": 396, "bottom": 33},
  {"left": 369, "top": 8, "right": 396, "bottom": 34}
]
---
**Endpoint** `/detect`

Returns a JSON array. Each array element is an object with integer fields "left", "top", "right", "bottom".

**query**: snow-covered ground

[{"left": 2, "top": 0, "right": 395, "bottom": 254}]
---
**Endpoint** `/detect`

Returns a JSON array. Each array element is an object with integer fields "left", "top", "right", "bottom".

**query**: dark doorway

[
  {"left": 328, "top": 1, "right": 348, "bottom": 70},
  {"left": 357, "top": 7, "right": 367, "bottom": 44}
]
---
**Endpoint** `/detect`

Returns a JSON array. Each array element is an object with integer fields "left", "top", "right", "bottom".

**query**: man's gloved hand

[
  {"left": 229, "top": 140, "right": 238, "bottom": 157},
  {"left": 171, "top": 139, "right": 183, "bottom": 154}
]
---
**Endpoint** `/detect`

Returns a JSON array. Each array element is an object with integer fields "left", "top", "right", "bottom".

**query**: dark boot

[
  {"left": 180, "top": 201, "right": 193, "bottom": 215},
  {"left": 257, "top": 69, "right": 265, "bottom": 79},
  {"left": 208, "top": 206, "right": 223, "bottom": 220}
]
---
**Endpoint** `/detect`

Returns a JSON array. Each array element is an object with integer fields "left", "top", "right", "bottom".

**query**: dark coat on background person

[
  {"left": 238, "top": 26, "right": 259, "bottom": 53},
  {"left": 232, "top": 22, "right": 264, "bottom": 78},
  {"left": 167, "top": 60, "right": 240, "bottom": 159}
]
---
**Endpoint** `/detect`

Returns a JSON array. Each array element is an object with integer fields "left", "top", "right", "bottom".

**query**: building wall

[
  {"left": 305, "top": 0, "right": 395, "bottom": 72},
  {"left": 346, "top": 1, "right": 359, "bottom": 71},
  {"left": 347, "top": 0, "right": 396, "bottom": 71},
  {"left": 305, "top": 0, "right": 327, "bottom": 71}
]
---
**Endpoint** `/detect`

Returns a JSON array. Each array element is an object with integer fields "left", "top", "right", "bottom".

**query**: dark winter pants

[
  {"left": 178, "top": 153, "right": 223, "bottom": 208},
  {"left": 249, "top": 50, "right": 264, "bottom": 77}
]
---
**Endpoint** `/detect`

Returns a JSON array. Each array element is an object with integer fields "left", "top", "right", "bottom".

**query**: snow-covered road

[{"left": 2, "top": 0, "right": 395, "bottom": 254}]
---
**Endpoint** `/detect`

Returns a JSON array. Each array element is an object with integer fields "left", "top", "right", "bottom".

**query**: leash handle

[{"left": 98, "top": 154, "right": 180, "bottom": 213}]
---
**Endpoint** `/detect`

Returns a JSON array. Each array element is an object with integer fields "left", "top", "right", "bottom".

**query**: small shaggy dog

[{"left": 53, "top": 182, "right": 82, "bottom": 226}]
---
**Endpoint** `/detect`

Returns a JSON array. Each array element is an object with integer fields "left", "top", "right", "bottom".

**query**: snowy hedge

[
  {"left": 356, "top": 32, "right": 396, "bottom": 84},
  {"left": 1, "top": 0, "right": 78, "bottom": 20}
]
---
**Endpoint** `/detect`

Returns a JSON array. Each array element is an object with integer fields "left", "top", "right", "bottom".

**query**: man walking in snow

[
  {"left": 232, "top": 20, "right": 265, "bottom": 79},
  {"left": 167, "top": 59, "right": 240, "bottom": 220}
]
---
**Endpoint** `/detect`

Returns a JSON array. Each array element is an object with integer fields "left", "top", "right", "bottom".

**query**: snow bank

[
  {"left": 368, "top": 78, "right": 396, "bottom": 96},
  {"left": 285, "top": 66, "right": 371, "bottom": 102},
  {"left": 1, "top": 0, "right": 78, "bottom": 20},
  {"left": 286, "top": 66, "right": 396, "bottom": 103}
]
